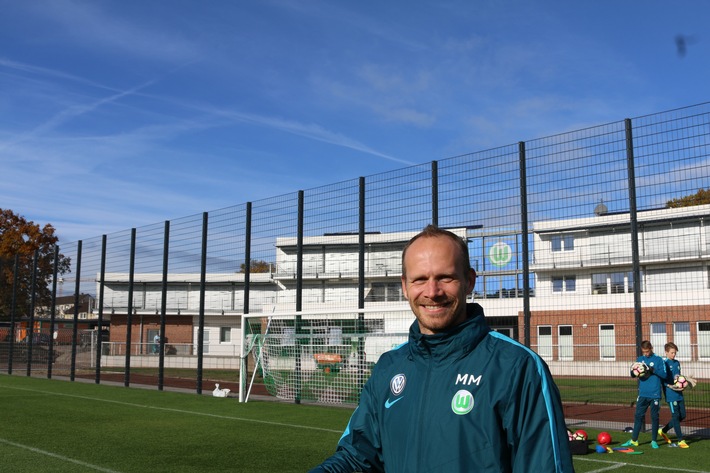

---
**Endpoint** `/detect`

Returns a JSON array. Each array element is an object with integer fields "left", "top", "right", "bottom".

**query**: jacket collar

[{"left": 408, "top": 303, "right": 489, "bottom": 362}]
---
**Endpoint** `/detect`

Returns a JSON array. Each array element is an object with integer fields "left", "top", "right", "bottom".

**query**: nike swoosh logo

[{"left": 385, "top": 397, "right": 404, "bottom": 409}]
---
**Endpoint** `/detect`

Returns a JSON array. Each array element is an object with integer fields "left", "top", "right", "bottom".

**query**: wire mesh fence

[{"left": 2, "top": 101, "right": 710, "bottom": 434}]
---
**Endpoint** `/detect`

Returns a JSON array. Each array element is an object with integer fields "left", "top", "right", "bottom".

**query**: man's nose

[{"left": 423, "top": 279, "right": 443, "bottom": 297}]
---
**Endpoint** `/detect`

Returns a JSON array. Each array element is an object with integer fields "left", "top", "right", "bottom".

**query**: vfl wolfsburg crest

[
  {"left": 489, "top": 241, "right": 512, "bottom": 267},
  {"left": 451, "top": 390, "right": 474, "bottom": 415}
]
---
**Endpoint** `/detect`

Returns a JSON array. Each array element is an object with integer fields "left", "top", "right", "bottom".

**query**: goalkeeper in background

[
  {"left": 659, "top": 342, "right": 689, "bottom": 448},
  {"left": 622, "top": 340, "right": 667, "bottom": 449}
]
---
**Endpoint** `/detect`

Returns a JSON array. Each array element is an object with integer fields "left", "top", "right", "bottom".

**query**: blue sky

[{"left": 1, "top": 0, "right": 708, "bottom": 244}]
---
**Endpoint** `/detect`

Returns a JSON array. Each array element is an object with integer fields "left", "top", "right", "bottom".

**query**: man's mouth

[{"left": 422, "top": 302, "right": 450, "bottom": 311}]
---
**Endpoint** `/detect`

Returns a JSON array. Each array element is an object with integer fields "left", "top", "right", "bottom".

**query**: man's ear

[
  {"left": 467, "top": 269, "right": 477, "bottom": 293},
  {"left": 401, "top": 275, "right": 409, "bottom": 300}
]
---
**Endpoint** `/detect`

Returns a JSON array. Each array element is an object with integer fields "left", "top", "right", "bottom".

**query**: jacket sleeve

[
  {"left": 504, "top": 354, "right": 575, "bottom": 473},
  {"left": 309, "top": 376, "right": 384, "bottom": 473},
  {"left": 653, "top": 355, "right": 668, "bottom": 382},
  {"left": 663, "top": 359, "right": 674, "bottom": 385}
]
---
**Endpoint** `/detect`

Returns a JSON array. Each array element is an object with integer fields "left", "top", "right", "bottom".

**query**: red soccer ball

[
  {"left": 597, "top": 432, "right": 612, "bottom": 445},
  {"left": 573, "top": 429, "right": 588, "bottom": 441}
]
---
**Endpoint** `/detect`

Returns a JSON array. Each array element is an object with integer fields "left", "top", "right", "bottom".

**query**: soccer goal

[{"left": 239, "top": 306, "right": 414, "bottom": 404}]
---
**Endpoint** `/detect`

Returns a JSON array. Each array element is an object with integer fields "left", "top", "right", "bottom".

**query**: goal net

[{"left": 239, "top": 306, "right": 414, "bottom": 404}]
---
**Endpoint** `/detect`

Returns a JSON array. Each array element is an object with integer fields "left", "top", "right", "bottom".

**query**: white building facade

[{"left": 99, "top": 208, "right": 710, "bottom": 373}]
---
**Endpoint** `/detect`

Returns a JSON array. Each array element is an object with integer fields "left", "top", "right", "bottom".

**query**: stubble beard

[{"left": 411, "top": 296, "right": 467, "bottom": 334}]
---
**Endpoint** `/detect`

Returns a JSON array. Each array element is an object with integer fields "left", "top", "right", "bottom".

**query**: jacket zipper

[{"left": 416, "top": 353, "right": 433, "bottom": 470}]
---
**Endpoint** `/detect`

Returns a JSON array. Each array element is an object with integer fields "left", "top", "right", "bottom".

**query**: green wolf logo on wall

[{"left": 489, "top": 241, "right": 512, "bottom": 267}]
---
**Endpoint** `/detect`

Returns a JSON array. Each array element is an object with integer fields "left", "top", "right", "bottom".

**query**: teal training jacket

[
  {"left": 632, "top": 353, "right": 666, "bottom": 399},
  {"left": 311, "top": 304, "right": 574, "bottom": 472},
  {"left": 663, "top": 357, "right": 683, "bottom": 403}
]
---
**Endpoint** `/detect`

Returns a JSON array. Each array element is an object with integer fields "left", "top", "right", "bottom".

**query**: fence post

[
  {"left": 295, "top": 190, "right": 304, "bottom": 404},
  {"left": 196, "top": 212, "right": 208, "bottom": 394},
  {"left": 95, "top": 235, "right": 107, "bottom": 383},
  {"left": 625, "top": 118, "right": 643, "bottom": 355},
  {"left": 124, "top": 228, "right": 136, "bottom": 387},
  {"left": 158, "top": 221, "right": 170, "bottom": 391},
  {"left": 8, "top": 254, "right": 19, "bottom": 374},
  {"left": 244, "top": 202, "right": 252, "bottom": 315},
  {"left": 358, "top": 177, "right": 366, "bottom": 397},
  {"left": 25, "top": 251, "right": 39, "bottom": 377},
  {"left": 48, "top": 245, "right": 59, "bottom": 378},
  {"left": 432, "top": 161, "right": 438, "bottom": 227},
  {"left": 70, "top": 242, "right": 82, "bottom": 381},
  {"left": 239, "top": 203, "right": 252, "bottom": 403},
  {"left": 518, "top": 142, "right": 531, "bottom": 347}
]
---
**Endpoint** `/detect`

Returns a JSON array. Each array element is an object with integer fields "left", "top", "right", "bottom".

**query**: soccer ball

[
  {"left": 597, "top": 432, "right": 612, "bottom": 445},
  {"left": 631, "top": 362, "right": 647, "bottom": 378},
  {"left": 674, "top": 375, "right": 689, "bottom": 389},
  {"left": 567, "top": 429, "right": 574, "bottom": 441},
  {"left": 573, "top": 429, "right": 588, "bottom": 441}
]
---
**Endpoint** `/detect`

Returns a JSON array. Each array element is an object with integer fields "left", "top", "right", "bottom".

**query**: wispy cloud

[
  {"left": 1, "top": 0, "right": 708, "bottom": 247},
  {"left": 22, "top": 0, "right": 200, "bottom": 63},
  {"left": 139, "top": 95, "right": 417, "bottom": 166},
  {"left": 217, "top": 110, "right": 416, "bottom": 166},
  {"left": 0, "top": 57, "right": 119, "bottom": 92},
  {"left": 0, "top": 79, "right": 160, "bottom": 152},
  {"left": 271, "top": 0, "right": 432, "bottom": 52}
]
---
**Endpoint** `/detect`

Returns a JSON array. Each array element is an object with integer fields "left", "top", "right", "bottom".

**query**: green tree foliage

[
  {"left": 0, "top": 209, "right": 70, "bottom": 320},
  {"left": 239, "top": 259, "right": 273, "bottom": 273},
  {"left": 666, "top": 188, "right": 710, "bottom": 208}
]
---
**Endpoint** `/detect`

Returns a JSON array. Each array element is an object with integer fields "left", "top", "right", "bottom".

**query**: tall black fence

[{"left": 2, "top": 102, "right": 710, "bottom": 434}]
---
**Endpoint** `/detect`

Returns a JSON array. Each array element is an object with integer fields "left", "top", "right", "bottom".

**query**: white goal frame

[{"left": 239, "top": 305, "right": 413, "bottom": 403}]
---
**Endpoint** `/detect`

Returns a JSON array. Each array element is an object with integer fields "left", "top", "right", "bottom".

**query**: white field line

[
  {"left": 587, "top": 460, "right": 628, "bottom": 473},
  {"left": 0, "top": 384, "right": 344, "bottom": 434},
  {"left": 0, "top": 437, "right": 123, "bottom": 473},
  {"left": 576, "top": 456, "right": 710, "bottom": 473},
  {"left": 586, "top": 462, "right": 626, "bottom": 473}
]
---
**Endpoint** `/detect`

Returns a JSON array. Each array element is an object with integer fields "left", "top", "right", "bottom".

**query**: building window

[
  {"left": 650, "top": 323, "right": 666, "bottom": 352},
  {"left": 552, "top": 277, "right": 562, "bottom": 292},
  {"left": 220, "top": 327, "right": 231, "bottom": 343},
  {"left": 364, "top": 319, "right": 385, "bottom": 334},
  {"left": 698, "top": 322, "right": 710, "bottom": 359},
  {"left": 366, "top": 283, "right": 402, "bottom": 302},
  {"left": 592, "top": 273, "right": 608, "bottom": 294},
  {"left": 198, "top": 329, "right": 210, "bottom": 354},
  {"left": 552, "top": 276, "right": 576, "bottom": 293},
  {"left": 610, "top": 272, "right": 625, "bottom": 294},
  {"left": 593, "top": 272, "right": 641, "bottom": 295},
  {"left": 537, "top": 326, "right": 552, "bottom": 360},
  {"left": 674, "top": 322, "right": 691, "bottom": 361},
  {"left": 559, "top": 325, "right": 573, "bottom": 361},
  {"left": 551, "top": 235, "right": 574, "bottom": 252},
  {"left": 599, "top": 324, "right": 616, "bottom": 360}
]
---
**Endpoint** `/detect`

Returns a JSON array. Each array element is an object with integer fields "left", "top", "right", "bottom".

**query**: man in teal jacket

[{"left": 310, "top": 225, "right": 574, "bottom": 472}]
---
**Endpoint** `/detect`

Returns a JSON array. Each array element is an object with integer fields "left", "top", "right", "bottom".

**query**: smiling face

[{"left": 401, "top": 235, "right": 476, "bottom": 335}]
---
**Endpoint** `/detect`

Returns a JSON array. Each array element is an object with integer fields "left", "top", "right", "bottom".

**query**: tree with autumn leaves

[
  {"left": 239, "top": 259, "right": 273, "bottom": 273},
  {"left": 0, "top": 209, "right": 71, "bottom": 321},
  {"left": 666, "top": 188, "right": 710, "bottom": 208}
]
